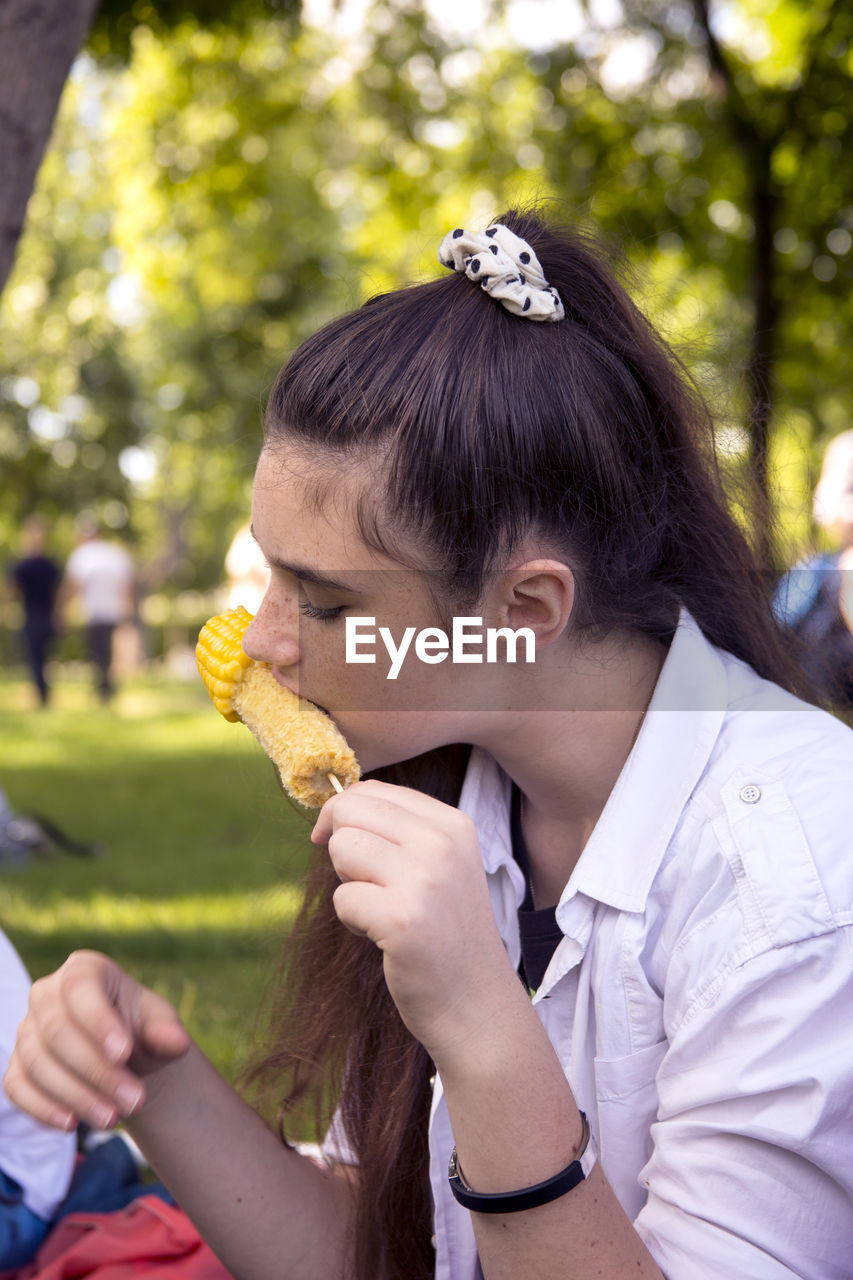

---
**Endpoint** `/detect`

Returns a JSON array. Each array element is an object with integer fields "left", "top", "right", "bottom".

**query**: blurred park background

[{"left": 0, "top": 0, "right": 851, "bottom": 1083}]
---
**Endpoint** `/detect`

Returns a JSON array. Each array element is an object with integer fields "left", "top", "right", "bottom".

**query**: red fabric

[{"left": 10, "top": 1196, "right": 233, "bottom": 1280}]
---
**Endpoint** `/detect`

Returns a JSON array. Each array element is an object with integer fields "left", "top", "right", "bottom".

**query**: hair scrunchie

[{"left": 438, "top": 224, "right": 565, "bottom": 322}]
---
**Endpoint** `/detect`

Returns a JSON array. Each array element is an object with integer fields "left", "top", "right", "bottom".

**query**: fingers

[
  {"left": 2, "top": 1062, "right": 78, "bottom": 1132},
  {"left": 7, "top": 1014, "right": 141, "bottom": 1130},
  {"left": 332, "top": 880, "right": 390, "bottom": 942},
  {"left": 4, "top": 951, "right": 189, "bottom": 1133},
  {"left": 325, "top": 810, "right": 443, "bottom": 888},
  {"left": 52, "top": 952, "right": 135, "bottom": 1063},
  {"left": 319, "top": 784, "right": 476, "bottom": 893},
  {"left": 312, "top": 779, "right": 463, "bottom": 849},
  {"left": 327, "top": 825, "right": 394, "bottom": 885},
  {"left": 55, "top": 952, "right": 188, "bottom": 1066},
  {"left": 134, "top": 987, "right": 192, "bottom": 1059}
]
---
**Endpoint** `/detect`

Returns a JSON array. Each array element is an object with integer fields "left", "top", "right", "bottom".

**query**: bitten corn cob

[{"left": 196, "top": 606, "right": 360, "bottom": 808}]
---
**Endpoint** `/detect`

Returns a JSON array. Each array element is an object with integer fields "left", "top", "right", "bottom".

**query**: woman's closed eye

[{"left": 299, "top": 597, "right": 345, "bottom": 622}]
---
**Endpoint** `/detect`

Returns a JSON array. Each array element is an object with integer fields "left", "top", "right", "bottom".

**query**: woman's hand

[
  {"left": 311, "top": 779, "right": 518, "bottom": 1068},
  {"left": 4, "top": 950, "right": 191, "bottom": 1132}
]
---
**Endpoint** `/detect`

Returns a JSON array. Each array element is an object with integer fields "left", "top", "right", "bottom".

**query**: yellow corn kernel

[
  {"left": 196, "top": 605, "right": 254, "bottom": 721},
  {"left": 195, "top": 607, "right": 360, "bottom": 807}
]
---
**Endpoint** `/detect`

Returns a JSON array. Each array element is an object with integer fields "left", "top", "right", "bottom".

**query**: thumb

[{"left": 132, "top": 987, "right": 192, "bottom": 1060}]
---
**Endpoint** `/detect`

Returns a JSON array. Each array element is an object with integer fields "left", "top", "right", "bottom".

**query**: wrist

[
  {"left": 126, "top": 1038, "right": 199, "bottom": 1128},
  {"left": 448, "top": 1110, "right": 597, "bottom": 1214},
  {"left": 431, "top": 981, "right": 588, "bottom": 1199},
  {"left": 425, "top": 947, "right": 532, "bottom": 1079}
]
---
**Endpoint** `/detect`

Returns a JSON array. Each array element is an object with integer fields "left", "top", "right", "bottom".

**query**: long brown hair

[{"left": 245, "top": 209, "right": 808, "bottom": 1280}]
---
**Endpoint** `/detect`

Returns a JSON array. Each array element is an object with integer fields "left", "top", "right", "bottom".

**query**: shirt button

[{"left": 739, "top": 784, "right": 761, "bottom": 804}]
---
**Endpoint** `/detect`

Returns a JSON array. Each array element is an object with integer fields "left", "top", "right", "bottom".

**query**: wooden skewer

[{"left": 327, "top": 773, "right": 344, "bottom": 794}]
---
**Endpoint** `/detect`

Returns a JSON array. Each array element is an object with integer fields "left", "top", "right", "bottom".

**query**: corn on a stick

[{"left": 196, "top": 606, "right": 360, "bottom": 808}]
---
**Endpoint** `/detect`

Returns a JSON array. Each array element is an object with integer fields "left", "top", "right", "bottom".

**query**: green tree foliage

[
  {"left": 526, "top": 0, "right": 852, "bottom": 560},
  {"left": 1, "top": 24, "right": 355, "bottom": 587},
  {"left": 1, "top": 0, "right": 849, "bottom": 591},
  {"left": 0, "top": 74, "right": 137, "bottom": 547},
  {"left": 89, "top": 0, "right": 302, "bottom": 62}
]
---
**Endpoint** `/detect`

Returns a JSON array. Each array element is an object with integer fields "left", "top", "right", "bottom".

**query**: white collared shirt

[
  {"left": 0, "top": 930, "right": 75, "bottom": 1219},
  {"left": 427, "top": 611, "right": 853, "bottom": 1280}
]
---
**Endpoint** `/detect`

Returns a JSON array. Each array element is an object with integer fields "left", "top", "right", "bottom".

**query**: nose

[{"left": 242, "top": 583, "right": 300, "bottom": 668}]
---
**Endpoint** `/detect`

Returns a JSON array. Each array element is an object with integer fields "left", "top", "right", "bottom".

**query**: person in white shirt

[
  {"left": 0, "top": 929, "right": 75, "bottom": 1268},
  {"left": 774, "top": 429, "right": 853, "bottom": 705},
  {"left": 224, "top": 522, "right": 271, "bottom": 614},
  {"left": 6, "top": 210, "right": 853, "bottom": 1280},
  {"left": 63, "top": 523, "right": 135, "bottom": 701}
]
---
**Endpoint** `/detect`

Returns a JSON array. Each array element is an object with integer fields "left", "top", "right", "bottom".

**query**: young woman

[{"left": 7, "top": 210, "right": 853, "bottom": 1280}]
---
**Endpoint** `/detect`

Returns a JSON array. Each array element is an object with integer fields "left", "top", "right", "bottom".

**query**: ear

[{"left": 486, "top": 559, "right": 575, "bottom": 648}]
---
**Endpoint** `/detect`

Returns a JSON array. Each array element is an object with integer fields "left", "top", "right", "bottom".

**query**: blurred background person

[
  {"left": 7, "top": 516, "right": 62, "bottom": 708},
  {"left": 61, "top": 520, "right": 136, "bottom": 703},
  {"left": 224, "top": 521, "right": 270, "bottom": 614},
  {"left": 775, "top": 429, "right": 853, "bottom": 710}
]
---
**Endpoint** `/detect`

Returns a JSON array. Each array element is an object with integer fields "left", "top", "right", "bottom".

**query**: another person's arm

[{"left": 4, "top": 953, "right": 355, "bottom": 1280}]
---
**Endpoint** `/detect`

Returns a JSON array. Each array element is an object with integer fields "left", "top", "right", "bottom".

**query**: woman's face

[{"left": 243, "top": 444, "right": 493, "bottom": 774}]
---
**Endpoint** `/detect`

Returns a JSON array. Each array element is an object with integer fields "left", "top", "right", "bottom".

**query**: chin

[{"left": 359, "top": 740, "right": 450, "bottom": 778}]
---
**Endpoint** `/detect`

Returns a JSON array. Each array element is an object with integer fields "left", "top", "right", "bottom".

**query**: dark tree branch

[
  {"left": 694, "top": 0, "right": 782, "bottom": 568},
  {"left": 0, "top": 0, "right": 101, "bottom": 295}
]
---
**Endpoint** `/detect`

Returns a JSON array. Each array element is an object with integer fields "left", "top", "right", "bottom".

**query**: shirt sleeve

[
  {"left": 321, "top": 1106, "right": 358, "bottom": 1167},
  {"left": 634, "top": 926, "right": 853, "bottom": 1280},
  {"left": 0, "top": 932, "right": 76, "bottom": 1220}
]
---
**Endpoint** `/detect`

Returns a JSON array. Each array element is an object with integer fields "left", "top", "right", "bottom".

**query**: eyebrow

[{"left": 250, "top": 526, "right": 359, "bottom": 594}]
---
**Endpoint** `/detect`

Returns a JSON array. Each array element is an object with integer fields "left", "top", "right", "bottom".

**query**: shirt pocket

[{"left": 593, "top": 1038, "right": 667, "bottom": 1222}]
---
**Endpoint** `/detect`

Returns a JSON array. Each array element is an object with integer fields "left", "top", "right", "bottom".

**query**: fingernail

[
  {"left": 104, "top": 1032, "right": 128, "bottom": 1060},
  {"left": 90, "top": 1101, "right": 115, "bottom": 1129},
  {"left": 116, "top": 1083, "right": 143, "bottom": 1115}
]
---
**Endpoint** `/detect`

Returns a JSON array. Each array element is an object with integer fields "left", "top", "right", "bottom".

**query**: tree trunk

[
  {"left": 745, "top": 142, "right": 780, "bottom": 572},
  {"left": 694, "top": 0, "right": 781, "bottom": 569},
  {"left": 0, "top": 0, "right": 100, "bottom": 294}
]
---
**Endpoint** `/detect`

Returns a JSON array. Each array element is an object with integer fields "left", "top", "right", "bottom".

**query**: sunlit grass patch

[
  {"left": 0, "top": 672, "right": 316, "bottom": 1080},
  {"left": 3, "top": 885, "right": 302, "bottom": 938}
]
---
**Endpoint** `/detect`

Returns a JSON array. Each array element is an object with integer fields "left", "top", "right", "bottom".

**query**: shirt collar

[
  {"left": 567, "top": 609, "right": 728, "bottom": 914},
  {"left": 457, "top": 609, "right": 729, "bottom": 916}
]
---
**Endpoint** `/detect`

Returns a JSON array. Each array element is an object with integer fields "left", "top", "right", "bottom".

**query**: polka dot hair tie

[{"left": 438, "top": 224, "right": 565, "bottom": 322}]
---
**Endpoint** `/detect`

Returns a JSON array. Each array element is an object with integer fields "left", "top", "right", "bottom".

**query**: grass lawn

[{"left": 0, "top": 666, "right": 319, "bottom": 1085}]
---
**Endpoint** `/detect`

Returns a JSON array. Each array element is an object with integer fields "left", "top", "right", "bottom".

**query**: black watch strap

[{"left": 447, "top": 1112, "right": 593, "bottom": 1215}]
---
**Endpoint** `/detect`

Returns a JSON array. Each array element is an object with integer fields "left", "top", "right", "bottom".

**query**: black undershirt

[{"left": 509, "top": 784, "right": 564, "bottom": 992}]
